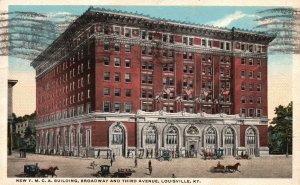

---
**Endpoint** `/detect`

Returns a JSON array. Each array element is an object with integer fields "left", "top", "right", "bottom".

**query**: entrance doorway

[{"left": 187, "top": 140, "right": 198, "bottom": 158}]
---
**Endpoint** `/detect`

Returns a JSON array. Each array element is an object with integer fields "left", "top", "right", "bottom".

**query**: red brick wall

[{"left": 240, "top": 125, "right": 268, "bottom": 147}]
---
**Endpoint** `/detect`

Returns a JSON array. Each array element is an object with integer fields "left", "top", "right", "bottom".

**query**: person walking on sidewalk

[
  {"left": 149, "top": 165, "right": 152, "bottom": 175},
  {"left": 134, "top": 157, "right": 138, "bottom": 168}
]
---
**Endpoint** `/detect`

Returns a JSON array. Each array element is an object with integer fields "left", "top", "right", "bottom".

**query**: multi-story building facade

[{"left": 31, "top": 8, "right": 274, "bottom": 158}]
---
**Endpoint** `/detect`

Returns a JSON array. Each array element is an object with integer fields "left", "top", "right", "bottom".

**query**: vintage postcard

[{"left": 0, "top": 0, "right": 299, "bottom": 185}]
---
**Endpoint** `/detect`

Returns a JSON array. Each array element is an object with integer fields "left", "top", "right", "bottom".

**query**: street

[{"left": 7, "top": 152, "right": 292, "bottom": 178}]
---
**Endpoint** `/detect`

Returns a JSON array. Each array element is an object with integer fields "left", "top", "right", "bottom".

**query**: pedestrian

[
  {"left": 134, "top": 157, "right": 138, "bottom": 168},
  {"left": 113, "top": 153, "right": 115, "bottom": 161},
  {"left": 172, "top": 173, "right": 176, "bottom": 178},
  {"left": 149, "top": 165, "right": 152, "bottom": 175},
  {"left": 110, "top": 158, "right": 113, "bottom": 166},
  {"left": 148, "top": 160, "right": 152, "bottom": 168}
]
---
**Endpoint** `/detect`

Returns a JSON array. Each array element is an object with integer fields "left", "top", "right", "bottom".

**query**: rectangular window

[
  {"left": 241, "top": 96, "right": 246, "bottom": 103},
  {"left": 248, "top": 108, "right": 254, "bottom": 117},
  {"left": 249, "top": 44, "right": 253, "bottom": 52},
  {"left": 142, "top": 47, "right": 146, "bottom": 55},
  {"left": 240, "top": 108, "right": 246, "bottom": 117},
  {"left": 142, "top": 89, "right": 146, "bottom": 98},
  {"left": 141, "top": 31, "right": 146, "bottom": 39},
  {"left": 257, "top": 59, "right": 261, "bottom": 66},
  {"left": 148, "top": 48, "right": 152, "bottom": 56},
  {"left": 125, "top": 73, "right": 131, "bottom": 82},
  {"left": 125, "top": 44, "right": 131, "bottom": 52},
  {"left": 249, "top": 96, "right": 254, "bottom": 104},
  {"left": 104, "top": 56, "right": 109, "bottom": 65},
  {"left": 103, "top": 102, "right": 110, "bottom": 112},
  {"left": 114, "top": 88, "right": 121, "bottom": 96},
  {"left": 125, "top": 89, "right": 131, "bottom": 97},
  {"left": 148, "top": 32, "right": 153, "bottom": 40},
  {"left": 183, "top": 52, "right": 187, "bottom": 59},
  {"left": 148, "top": 62, "right": 153, "bottom": 70},
  {"left": 103, "top": 88, "right": 110, "bottom": 96},
  {"left": 257, "top": 97, "right": 262, "bottom": 104},
  {"left": 104, "top": 72, "right": 110, "bottom": 80},
  {"left": 114, "top": 58, "right": 120, "bottom": 66},
  {"left": 163, "top": 64, "right": 168, "bottom": 71},
  {"left": 142, "top": 61, "right": 146, "bottom": 69},
  {"left": 148, "top": 91, "right": 153, "bottom": 98},
  {"left": 169, "top": 63, "right": 174, "bottom": 71},
  {"left": 114, "top": 103, "right": 121, "bottom": 112},
  {"left": 189, "top": 38, "right": 193, "bottom": 45},
  {"left": 226, "top": 42, "right": 230, "bottom": 50},
  {"left": 249, "top": 58, "right": 254, "bottom": 65},
  {"left": 256, "top": 109, "right": 262, "bottom": 117},
  {"left": 249, "top": 84, "right": 254, "bottom": 91},
  {"left": 163, "top": 34, "right": 168, "bottom": 42},
  {"left": 169, "top": 78, "right": 174, "bottom": 86},
  {"left": 142, "top": 75, "right": 146, "bottom": 84},
  {"left": 125, "top": 28, "right": 131, "bottom": 37},
  {"left": 189, "top": 53, "right": 193, "bottom": 60},
  {"left": 241, "top": 70, "right": 246, "bottom": 78},
  {"left": 241, "top": 83, "right": 246, "bottom": 91},
  {"left": 169, "top": 35, "right": 174, "bottom": 43},
  {"left": 124, "top": 103, "right": 132, "bottom": 112},
  {"left": 241, "top": 58, "right": 246, "bottom": 65},
  {"left": 183, "top": 37, "right": 188, "bottom": 45},
  {"left": 104, "top": 42, "right": 109, "bottom": 50},
  {"left": 257, "top": 84, "right": 261, "bottom": 91},
  {"left": 257, "top": 72, "right": 261, "bottom": 79},
  {"left": 220, "top": 42, "right": 224, "bottom": 50},
  {"left": 148, "top": 75, "right": 153, "bottom": 84},
  {"left": 114, "top": 26, "right": 120, "bottom": 35},
  {"left": 249, "top": 70, "right": 254, "bottom": 78},
  {"left": 208, "top": 40, "right": 212, "bottom": 48},
  {"left": 125, "top": 59, "right": 131, "bottom": 67},
  {"left": 202, "top": 39, "right": 206, "bottom": 47},
  {"left": 114, "top": 73, "right": 120, "bottom": 82},
  {"left": 114, "top": 43, "right": 120, "bottom": 51}
]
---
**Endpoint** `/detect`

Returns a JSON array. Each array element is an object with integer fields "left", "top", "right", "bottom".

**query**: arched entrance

[
  {"left": 204, "top": 126, "right": 218, "bottom": 153},
  {"left": 109, "top": 122, "right": 127, "bottom": 156},
  {"left": 143, "top": 124, "right": 158, "bottom": 158},
  {"left": 223, "top": 127, "right": 236, "bottom": 156},
  {"left": 184, "top": 125, "right": 200, "bottom": 158},
  {"left": 245, "top": 127, "right": 258, "bottom": 156}
]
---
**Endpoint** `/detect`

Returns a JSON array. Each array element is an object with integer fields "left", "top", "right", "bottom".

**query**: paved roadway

[{"left": 7, "top": 152, "right": 292, "bottom": 178}]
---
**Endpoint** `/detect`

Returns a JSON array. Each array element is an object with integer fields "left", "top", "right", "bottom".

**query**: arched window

[
  {"left": 187, "top": 125, "right": 199, "bottom": 135},
  {"left": 166, "top": 126, "right": 178, "bottom": 145},
  {"left": 224, "top": 127, "right": 234, "bottom": 144},
  {"left": 145, "top": 126, "right": 157, "bottom": 144},
  {"left": 205, "top": 127, "right": 216, "bottom": 144},
  {"left": 246, "top": 128, "right": 256, "bottom": 145},
  {"left": 112, "top": 125, "right": 123, "bottom": 144}
]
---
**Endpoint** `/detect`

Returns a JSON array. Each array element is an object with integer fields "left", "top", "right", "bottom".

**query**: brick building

[{"left": 31, "top": 8, "right": 274, "bottom": 157}]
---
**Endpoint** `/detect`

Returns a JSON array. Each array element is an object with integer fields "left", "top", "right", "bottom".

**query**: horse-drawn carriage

[
  {"left": 210, "top": 162, "right": 241, "bottom": 173},
  {"left": 235, "top": 151, "right": 251, "bottom": 160},
  {"left": 202, "top": 149, "right": 224, "bottom": 160},
  {"left": 156, "top": 149, "right": 172, "bottom": 161},
  {"left": 97, "top": 165, "right": 135, "bottom": 178},
  {"left": 18, "top": 164, "right": 59, "bottom": 177}
]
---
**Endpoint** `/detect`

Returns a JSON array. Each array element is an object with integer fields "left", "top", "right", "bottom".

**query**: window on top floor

[
  {"left": 220, "top": 42, "right": 224, "bottom": 50},
  {"left": 148, "top": 32, "right": 153, "bottom": 40},
  {"left": 208, "top": 40, "right": 212, "bottom": 48},
  {"left": 183, "top": 37, "right": 188, "bottom": 45},
  {"left": 125, "top": 28, "right": 131, "bottom": 37},
  {"left": 169, "top": 35, "right": 174, "bottom": 43},
  {"left": 163, "top": 34, "right": 168, "bottom": 42},
  {"left": 241, "top": 43, "right": 245, "bottom": 51},
  {"left": 226, "top": 42, "right": 230, "bottom": 51},
  {"left": 114, "top": 26, "right": 120, "bottom": 35},
  {"left": 202, "top": 39, "right": 206, "bottom": 47},
  {"left": 257, "top": 45, "right": 262, "bottom": 53},
  {"left": 141, "top": 30, "right": 146, "bottom": 39},
  {"left": 249, "top": 44, "right": 253, "bottom": 52}
]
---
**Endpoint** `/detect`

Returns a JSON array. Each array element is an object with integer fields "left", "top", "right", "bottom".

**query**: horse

[
  {"left": 226, "top": 163, "right": 241, "bottom": 173},
  {"left": 38, "top": 166, "right": 59, "bottom": 177}
]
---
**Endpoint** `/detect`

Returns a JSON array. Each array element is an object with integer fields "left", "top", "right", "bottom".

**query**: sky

[{"left": 7, "top": 5, "right": 293, "bottom": 120}]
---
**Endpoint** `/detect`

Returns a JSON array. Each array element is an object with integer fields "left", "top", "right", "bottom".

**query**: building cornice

[
  {"left": 31, "top": 7, "right": 275, "bottom": 71},
  {"left": 35, "top": 111, "right": 268, "bottom": 130}
]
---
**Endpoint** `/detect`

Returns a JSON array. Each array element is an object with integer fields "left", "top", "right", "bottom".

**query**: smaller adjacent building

[{"left": 16, "top": 120, "right": 35, "bottom": 138}]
